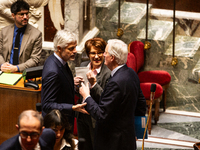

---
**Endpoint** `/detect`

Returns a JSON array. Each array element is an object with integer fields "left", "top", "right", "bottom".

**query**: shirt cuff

[
  {"left": 16, "top": 65, "right": 20, "bottom": 72},
  {"left": 82, "top": 95, "right": 91, "bottom": 103}
]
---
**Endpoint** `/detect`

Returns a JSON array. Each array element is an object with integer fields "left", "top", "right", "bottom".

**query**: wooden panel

[
  {"left": 126, "top": 0, "right": 200, "bottom": 13},
  {"left": 0, "top": 81, "right": 41, "bottom": 144}
]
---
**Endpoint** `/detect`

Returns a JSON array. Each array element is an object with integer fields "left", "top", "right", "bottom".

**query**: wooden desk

[{"left": 0, "top": 77, "right": 41, "bottom": 144}]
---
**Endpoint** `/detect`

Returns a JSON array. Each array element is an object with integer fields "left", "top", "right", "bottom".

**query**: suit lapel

[
  {"left": 8, "top": 25, "right": 15, "bottom": 55},
  {"left": 52, "top": 55, "right": 74, "bottom": 90},
  {"left": 20, "top": 24, "right": 31, "bottom": 57}
]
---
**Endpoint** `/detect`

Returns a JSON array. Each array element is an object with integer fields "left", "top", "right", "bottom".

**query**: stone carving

[
  {"left": 0, "top": 0, "right": 49, "bottom": 30},
  {"left": 48, "top": 0, "right": 64, "bottom": 31}
]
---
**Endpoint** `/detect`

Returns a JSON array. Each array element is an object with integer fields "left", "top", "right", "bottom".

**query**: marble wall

[{"left": 95, "top": 0, "right": 200, "bottom": 113}]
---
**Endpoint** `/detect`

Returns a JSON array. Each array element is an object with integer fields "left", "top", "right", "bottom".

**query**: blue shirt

[{"left": 9, "top": 25, "right": 26, "bottom": 71}]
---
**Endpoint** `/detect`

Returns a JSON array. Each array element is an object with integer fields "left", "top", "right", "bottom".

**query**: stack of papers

[{"left": 0, "top": 73, "right": 22, "bottom": 85}]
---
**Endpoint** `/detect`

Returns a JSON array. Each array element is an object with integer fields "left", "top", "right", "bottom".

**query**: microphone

[
  {"left": 78, "top": 138, "right": 85, "bottom": 150},
  {"left": 150, "top": 84, "right": 156, "bottom": 102},
  {"left": 142, "top": 83, "right": 156, "bottom": 150},
  {"left": 36, "top": 103, "right": 42, "bottom": 113}
]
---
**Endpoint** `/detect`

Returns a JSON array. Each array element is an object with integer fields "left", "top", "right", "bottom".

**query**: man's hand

[
  {"left": 72, "top": 103, "right": 89, "bottom": 114},
  {"left": 74, "top": 76, "right": 84, "bottom": 91},
  {"left": 79, "top": 82, "right": 90, "bottom": 100},
  {"left": 1, "top": 62, "right": 18, "bottom": 73},
  {"left": 86, "top": 70, "right": 97, "bottom": 86}
]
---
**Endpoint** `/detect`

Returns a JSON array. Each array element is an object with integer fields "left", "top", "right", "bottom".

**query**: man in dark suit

[
  {"left": 79, "top": 39, "right": 146, "bottom": 150},
  {"left": 0, "top": 1, "right": 42, "bottom": 72},
  {"left": 41, "top": 30, "right": 88, "bottom": 129},
  {"left": 0, "top": 110, "right": 56, "bottom": 150}
]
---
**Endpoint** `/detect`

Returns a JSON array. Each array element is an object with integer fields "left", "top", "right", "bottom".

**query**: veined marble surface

[
  {"left": 110, "top": 2, "right": 151, "bottom": 25},
  {"left": 165, "top": 36, "right": 200, "bottom": 58},
  {"left": 137, "top": 20, "right": 175, "bottom": 41},
  {"left": 95, "top": 0, "right": 116, "bottom": 8}
]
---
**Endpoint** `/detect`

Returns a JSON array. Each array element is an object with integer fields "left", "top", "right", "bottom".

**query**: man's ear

[
  {"left": 16, "top": 124, "right": 19, "bottom": 131},
  {"left": 110, "top": 55, "right": 115, "bottom": 62},
  {"left": 40, "top": 126, "right": 45, "bottom": 136},
  {"left": 11, "top": 13, "right": 15, "bottom": 19},
  {"left": 57, "top": 46, "right": 62, "bottom": 52}
]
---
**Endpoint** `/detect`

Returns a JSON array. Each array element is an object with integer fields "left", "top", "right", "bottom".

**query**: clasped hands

[{"left": 1, "top": 62, "right": 18, "bottom": 73}]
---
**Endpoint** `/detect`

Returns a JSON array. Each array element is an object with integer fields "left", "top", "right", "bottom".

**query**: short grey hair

[
  {"left": 53, "top": 30, "right": 77, "bottom": 51},
  {"left": 107, "top": 39, "right": 128, "bottom": 65}
]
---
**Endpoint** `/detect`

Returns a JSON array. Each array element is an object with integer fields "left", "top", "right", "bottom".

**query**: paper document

[
  {"left": 135, "top": 116, "right": 148, "bottom": 139},
  {"left": 75, "top": 67, "right": 89, "bottom": 84},
  {"left": 0, "top": 73, "right": 22, "bottom": 85}
]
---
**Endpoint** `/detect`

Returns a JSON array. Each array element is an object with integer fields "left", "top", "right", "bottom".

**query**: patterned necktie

[{"left": 13, "top": 29, "right": 22, "bottom": 65}]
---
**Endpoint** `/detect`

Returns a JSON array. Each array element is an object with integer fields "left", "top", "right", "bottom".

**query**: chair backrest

[
  {"left": 126, "top": 52, "right": 137, "bottom": 72},
  {"left": 128, "top": 41, "right": 144, "bottom": 73}
]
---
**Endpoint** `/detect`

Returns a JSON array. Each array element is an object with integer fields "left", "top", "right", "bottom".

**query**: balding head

[{"left": 18, "top": 110, "right": 43, "bottom": 131}]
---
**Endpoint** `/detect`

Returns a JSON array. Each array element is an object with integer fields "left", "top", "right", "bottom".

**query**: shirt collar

[
  {"left": 54, "top": 52, "right": 66, "bottom": 66},
  {"left": 19, "top": 136, "right": 41, "bottom": 150},
  {"left": 14, "top": 24, "right": 26, "bottom": 33},
  {"left": 60, "top": 138, "right": 71, "bottom": 149},
  {"left": 111, "top": 64, "right": 125, "bottom": 77},
  {"left": 87, "top": 62, "right": 101, "bottom": 74}
]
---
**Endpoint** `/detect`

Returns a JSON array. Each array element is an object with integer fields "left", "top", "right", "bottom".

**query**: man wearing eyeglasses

[
  {"left": 0, "top": 110, "right": 56, "bottom": 150},
  {"left": 0, "top": 0, "right": 42, "bottom": 73}
]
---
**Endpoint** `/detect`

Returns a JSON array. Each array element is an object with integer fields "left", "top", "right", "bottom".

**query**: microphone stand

[{"left": 142, "top": 84, "right": 156, "bottom": 150}]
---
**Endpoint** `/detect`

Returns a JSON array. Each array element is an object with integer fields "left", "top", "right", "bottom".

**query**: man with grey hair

[
  {"left": 41, "top": 30, "right": 88, "bottom": 131},
  {"left": 0, "top": 110, "right": 56, "bottom": 150},
  {"left": 79, "top": 39, "right": 146, "bottom": 150}
]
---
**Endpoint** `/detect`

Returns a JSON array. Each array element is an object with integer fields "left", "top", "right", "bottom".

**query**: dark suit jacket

[
  {"left": 0, "top": 23, "right": 42, "bottom": 72},
  {"left": 41, "top": 54, "right": 75, "bottom": 126},
  {"left": 0, "top": 128, "right": 56, "bottom": 150},
  {"left": 85, "top": 65, "right": 146, "bottom": 150}
]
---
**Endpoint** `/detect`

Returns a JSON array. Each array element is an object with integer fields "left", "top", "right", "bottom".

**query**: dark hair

[
  {"left": 11, "top": 0, "right": 30, "bottom": 14},
  {"left": 44, "top": 110, "right": 75, "bottom": 150},
  {"left": 85, "top": 37, "right": 107, "bottom": 57}
]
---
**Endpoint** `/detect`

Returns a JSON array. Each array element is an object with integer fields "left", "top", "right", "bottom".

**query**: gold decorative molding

[
  {"left": 171, "top": 57, "right": 178, "bottom": 66},
  {"left": 144, "top": 41, "right": 151, "bottom": 50},
  {"left": 117, "top": 28, "right": 123, "bottom": 38}
]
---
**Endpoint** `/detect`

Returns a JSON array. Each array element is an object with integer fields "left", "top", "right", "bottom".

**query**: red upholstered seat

[
  {"left": 138, "top": 71, "right": 171, "bottom": 86},
  {"left": 140, "top": 83, "right": 163, "bottom": 100},
  {"left": 127, "top": 41, "right": 171, "bottom": 112},
  {"left": 126, "top": 41, "right": 171, "bottom": 134},
  {"left": 127, "top": 53, "right": 136, "bottom": 72}
]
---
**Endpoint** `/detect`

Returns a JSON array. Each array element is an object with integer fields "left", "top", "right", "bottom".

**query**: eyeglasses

[
  {"left": 19, "top": 131, "right": 40, "bottom": 139},
  {"left": 16, "top": 12, "right": 30, "bottom": 17},
  {"left": 89, "top": 52, "right": 104, "bottom": 57}
]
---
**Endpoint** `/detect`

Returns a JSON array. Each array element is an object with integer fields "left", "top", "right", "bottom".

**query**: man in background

[
  {"left": 0, "top": 0, "right": 42, "bottom": 72},
  {"left": 0, "top": 110, "right": 56, "bottom": 150},
  {"left": 79, "top": 39, "right": 146, "bottom": 150}
]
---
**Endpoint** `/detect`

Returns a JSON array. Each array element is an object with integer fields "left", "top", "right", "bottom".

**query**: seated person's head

[
  {"left": 11, "top": 1, "right": 30, "bottom": 28},
  {"left": 44, "top": 109, "right": 75, "bottom": 149},
  {"left": 53, "top": 30, "right": 77, "bottom": 62},
  {"left": 16, "top": 110, "right": 44, "bottom": 150},
  {"left": 85, "top": 37, "right": 107, "bottom": 69}
]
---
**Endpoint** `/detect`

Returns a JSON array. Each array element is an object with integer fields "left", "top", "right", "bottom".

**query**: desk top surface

[{"left": 0, "top": 76, "right": 42, "bottom": 92}]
